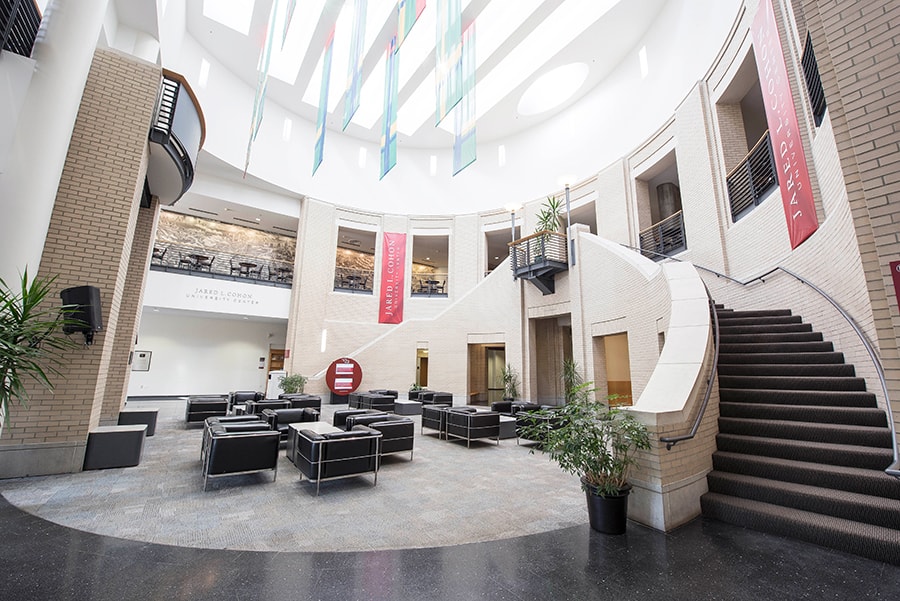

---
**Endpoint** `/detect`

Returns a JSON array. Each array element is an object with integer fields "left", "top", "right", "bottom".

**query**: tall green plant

[
  {"left": 535, "top": 195, "right": 563, "bottom": 233},
  {"left": 520, "top": 361, "right": 651, "bottom": 496},
  {"left": 500, "top": 363, "right": 519, "bottom": 400},
  {"left": 0, "top": 270, "right": 82, "bottom": 426}
]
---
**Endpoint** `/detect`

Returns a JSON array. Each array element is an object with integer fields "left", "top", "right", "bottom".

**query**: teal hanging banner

[
  {"left": 244, "top": 0, "right": 281, "bottom": 176},
  {"left": 313, "top": 27, "right": 335, "bottom": 175},
  {"left": 435, "top": 0, "right": 462, "bottom": 126},
  {"left": 453, "top": 21, "right": 476, "bottom": 175},
  {"left": 380, "top": 36, "right": 399, "bottom": 179},
  {"left": 398, "top": 0, "right": 425, "bottom": 48},
  {"left": 343, "top": 0, "right": 367, "bottom": 130}
]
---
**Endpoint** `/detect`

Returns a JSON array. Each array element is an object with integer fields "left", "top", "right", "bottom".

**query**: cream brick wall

[{"left": 0, "top": 49, "right": 160, "bottom": 477}]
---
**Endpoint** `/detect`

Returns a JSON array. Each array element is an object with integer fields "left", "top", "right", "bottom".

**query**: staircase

[{"left": 701, "top": 307, "right": 900, "bottom": 565}]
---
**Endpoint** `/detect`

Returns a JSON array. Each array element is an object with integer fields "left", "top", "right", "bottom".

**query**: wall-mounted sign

[
  {"left": 325, "top": 357, "right": 363, "bottom": 394},
  {"left": 132, "top": 350, "right": 152, "bottom": 372}
]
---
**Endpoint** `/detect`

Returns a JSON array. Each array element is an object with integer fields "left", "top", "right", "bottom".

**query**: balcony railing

[
  {"left": 639, "top": 211, "right": 687, "bottom": 260},
  {"left": 334, "top": 267, "right": 374, "bottom": 293},
  {"left": 150, "top": 242, "right": 293, "bottom": 288},
  {"left": 726, "top": 130, "right": 778, "bottom": 221},
  {"left": 509, "top": 230, "right": 567, "bottom": 272},
  {"left": 1, "top": 0, "right": 40, "bottom": 57}
]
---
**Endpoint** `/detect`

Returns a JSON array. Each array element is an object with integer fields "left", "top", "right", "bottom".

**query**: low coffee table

[
  {"left": 393, "top": 399, "right": 422, "bottom": 415},
  {"left": 291, "top": 421, "right": 342, "bottom": 435}
]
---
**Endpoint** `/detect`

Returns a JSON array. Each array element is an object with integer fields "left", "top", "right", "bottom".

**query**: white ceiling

[{"left": 181, "top": 0, "right": 666, "bottom": 149}]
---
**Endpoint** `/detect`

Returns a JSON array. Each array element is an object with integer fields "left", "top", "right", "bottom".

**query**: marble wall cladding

[{"left": 156, "top": 211, "right": 295, "bottom": 263}]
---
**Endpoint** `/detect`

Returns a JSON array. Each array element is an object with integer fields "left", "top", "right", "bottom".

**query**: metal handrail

[{"left": 631, "top": 245, "right": 899, "bottom": 478}]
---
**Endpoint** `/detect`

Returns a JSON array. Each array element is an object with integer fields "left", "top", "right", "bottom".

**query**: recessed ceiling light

[{"left": 517, "top": 63, "right": 589, "bottom": 116}]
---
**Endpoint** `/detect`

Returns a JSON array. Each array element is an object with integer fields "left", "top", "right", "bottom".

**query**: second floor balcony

[
  {"left": 151, "top": 242, "right": 293, "bottom": 288},
  {"left": 640, "top": 211, "right": 687, "bottom": 260}
]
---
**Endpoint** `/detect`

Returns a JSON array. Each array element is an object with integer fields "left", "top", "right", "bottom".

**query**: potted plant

[
  {"left": 519, "top": 362, "right": 651, "bottom": 534},
  {"left": 1, "top": 271, "right": 82, "bottom": 434},
  {"left": 279, "top": 373, "right": 308, "bottom": 394},
  {"left": 531, "top": 196, "right": 563, "bottom": 262},
  {"left": 500, "top": 363, "right": 519, "bottom": 401}
]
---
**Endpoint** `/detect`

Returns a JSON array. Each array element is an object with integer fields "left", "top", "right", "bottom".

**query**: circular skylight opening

[{"left": 517, "top": 63, "right": 590, "bottom": 116}]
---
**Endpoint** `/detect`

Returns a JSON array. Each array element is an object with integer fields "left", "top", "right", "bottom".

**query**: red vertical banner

[
  {"left": 751, "top": 0, "right": 819, "bottom": 249},
  {"left": 379, "top": 232, "right": 406, "bottom": 324},
  {"left": 890, "top": 261, "right": 900, "bottom": 311}
]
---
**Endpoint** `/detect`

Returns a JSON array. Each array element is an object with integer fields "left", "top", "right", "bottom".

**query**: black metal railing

[
  {"left": 509, "top": 230, "right": 567, "bottom": 272},
  {"left": 639, "top": 211, "right": 687, "bottom": 260},
  {"left": 150, "top": 242, "right": 293, "bottom": 287},
  {"left": 726, "top": 130, "right": 778, "bottom": 222},
  {"left": 1, "top": 0, "right": 40, "bottom": 57},
  {"left": 802, "top": 32, "right": 827, "bottom": 127},
  {"left": 334, "top": 267, "right": 374, "bottom": 293}
]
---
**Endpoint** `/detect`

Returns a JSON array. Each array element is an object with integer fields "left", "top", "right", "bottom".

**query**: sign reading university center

[
  {"left": 378, "top": 232, "right": 406, "bottom": 324},
  {"left": 751, "top": 0, "right": 819, "bottom": 249}
]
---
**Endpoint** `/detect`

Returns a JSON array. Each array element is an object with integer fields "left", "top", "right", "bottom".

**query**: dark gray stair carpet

[
  {"left": 717, "top": 363, "right": 856, "bottom": 377},
  {"left": 701, "top": 493, "right": 900, "bottom": 565},
  {"left": 702, "top": 305, "right": 900, "bottom": 565},
  {"left": 719, "top": 402, "right": 887, "bottom": 427},
  {"left": 711, "top": 451, "right": 900, "bottom": 498}
]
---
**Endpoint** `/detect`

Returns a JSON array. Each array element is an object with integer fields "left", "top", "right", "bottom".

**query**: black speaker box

[{"left": 60, "top": 286, "right": 103, "bottom": 334}]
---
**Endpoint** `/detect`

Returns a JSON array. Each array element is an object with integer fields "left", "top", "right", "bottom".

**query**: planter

[{"left": 582, "top": 478, "right": 631, "bottom": 535}]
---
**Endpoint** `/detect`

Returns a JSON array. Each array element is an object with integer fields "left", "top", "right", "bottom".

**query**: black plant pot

[{"left": 582, "top": 479, "right": 631, "bottom": 535}]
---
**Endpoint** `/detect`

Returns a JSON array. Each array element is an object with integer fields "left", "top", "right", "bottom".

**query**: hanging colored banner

[
  {"left": 281, "top": 0, "right": 296, "bottom": 48},
  {"left": 453, "top": 22, "right": 476, "bottom": 175},
  {"left": 751, "top": 0, "right": 818, "bottom": 249},
  {"left": 435, "top": 0, "right": 462, "bottom": 126},
  {"left": 380, "top": 36, "right": 399, "bottom": 179},
  {"left": 313, "top": 27, "right": 335, "bottom": 175},
  {"left": 343, "top": 0, "right": 367, "bottom": 130},
  {"left": 398, "top": 0, "right": 426, "bottom": 48},
  {"left": 244, "top": 0, "right": 281, "bottom": 176},
  {"left": 378, "top": 232, "right": 407, "bottom": 324}
]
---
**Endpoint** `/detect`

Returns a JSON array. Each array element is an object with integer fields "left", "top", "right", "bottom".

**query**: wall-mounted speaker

[{"left": 60, "top": 286, "right": 103, "bottom": 335}]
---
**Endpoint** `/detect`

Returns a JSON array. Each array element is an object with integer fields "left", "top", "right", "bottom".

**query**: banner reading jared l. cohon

[
  {"left": 378, "top": 232, "right": 406, "bottom": 324},
  {"left": 751, "top": 0, "right": 819, "bottom": 249}
]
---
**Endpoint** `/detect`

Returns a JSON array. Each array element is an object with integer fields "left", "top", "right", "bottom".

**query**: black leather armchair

[
  {"left": 421, "top": 404, "right": 453, "bottom": 437},
  {"left": 445, "top": 408, "right": 501, "bottom": 448},
  {"left": 369, "top": 389, "right": 398, "bottom": 398},
  {"left": 201, "top": 423, "right": 280, "bottom": 491},
  {"left": 201, "top": 415, "right": 267, "bottom": 459},
  {"left": 261, "top": 407, "right": 319, "bottom": 441},
  {"left": 279, "top": 393, "right": 323, "bottom": 410},
  {"left": 291, "top": 426, "right": 383, "bottom": 495},
  {"left": 185, "top": 395, "right": 229, "bottom": 423},
  {"left": 367, "top": 418, "right": 415, "bottom": 460},
  {"left": 244, "top": 399, "right": 291, "bottom": 414},
  {"left": 333, "top": 409, "right": 388, "bottom": 428}
]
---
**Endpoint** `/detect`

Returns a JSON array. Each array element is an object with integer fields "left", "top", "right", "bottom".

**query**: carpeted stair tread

[
  {"left": 715, "top": 309, "right": 793, "bottom": 319},
  {"left": 700, "top": 493, "right": 900, "bottom": 565},
  {"left": 717, "top": 322, "right": 813, "bottom": 335},
  {"left": 719, "top": 341, "right": 834, "bottom": 354},
  {"left": 718, "top": 417, "right": 893, "bottom": 447},
  {"left": 715, "top": 315, "right": 803, "bottom": 327},
  {"left": 718, "top": 351, "right": 845, "bottom": 365},
  {"left": 717, "top": 363, "right": 856, "bottom": 377},
  {"left": 715, "top": 433, "right": 894, "bottom": 469},
  {"left": 719, "top": 402, "right": 887, "bottom": 427},
  {"left": 718, "top": 374, "right": 866, "bottom": 391},
  {"left": 719, "top": 387, "right": 877, "bottom": 407},
  {"left": 706, "top": 471, "right": 900, "bottom": 529},
  {"left": 711, "top": 451, "right": 900, "bottom": 498},
  {"left": 719, "top": 332, "right": 824, "bottom": 345}
]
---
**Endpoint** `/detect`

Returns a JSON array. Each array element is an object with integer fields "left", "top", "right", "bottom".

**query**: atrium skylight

[{"left": 202, "top": 0, "right": 255, "bottom": 36}]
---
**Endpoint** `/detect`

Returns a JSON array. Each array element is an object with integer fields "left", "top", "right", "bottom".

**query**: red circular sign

[{"left": 325, "top": 357, "right": 363, "bottom": 394}]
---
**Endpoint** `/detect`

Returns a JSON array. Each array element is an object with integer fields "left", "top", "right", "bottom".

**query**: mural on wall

[{"left": 156, "top": 211, "right": 295, "bottom": 264}]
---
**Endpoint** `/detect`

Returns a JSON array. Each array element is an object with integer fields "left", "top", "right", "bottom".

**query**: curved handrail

[{"left": 626, "top": 245, "right": 899, "bottom": 478}]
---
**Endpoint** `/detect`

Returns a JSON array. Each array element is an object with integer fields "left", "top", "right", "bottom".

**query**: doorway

[
  {"left": 593, "top": 332, "right": 632, "bottom": 406},
  {"left": 416, "top": 349, "right": 429, "bottom": 387}
]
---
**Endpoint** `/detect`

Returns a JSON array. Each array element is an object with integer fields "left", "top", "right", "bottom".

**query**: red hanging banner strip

[
  {"left": 378, "top": 232, "right": 406, "bottom": 324},
  {"left": 751, "top": 0, "right": 819, "bottom": 249}
]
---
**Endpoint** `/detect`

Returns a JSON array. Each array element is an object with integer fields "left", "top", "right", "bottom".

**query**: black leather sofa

[
  {"left": 369, "top": 389, "right": 398, "bottom": 398},
  {"left": 289, "top": 425, "right": 383, "bottom": 495},
  {"left": 229, "top": 390, "right": 262, "bottom": 412},
  {"left": 445, "top": 407, "right": 501, "bottom": 448},
  {"left": 201, "top": 422, "right": 280, "bottom": 491},
  {"left": 490, "top": 400, "right": 542, "bottom": 416},
  {"left": 348, "top": 392, "right": 394, "bottom": 412},
  {"left": 261, "top": 407, "right": 319, "bottom": 441},
  {"left": 408, "top": 389, "right": 432, "bottom": 401},
  {"left": 185, "top": 395, "right": 229, "bottom": 423}
]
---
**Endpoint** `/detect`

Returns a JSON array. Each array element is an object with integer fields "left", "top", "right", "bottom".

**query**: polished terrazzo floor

[{"left": 1, "top": 399, "right": 899, "bottom": 600}]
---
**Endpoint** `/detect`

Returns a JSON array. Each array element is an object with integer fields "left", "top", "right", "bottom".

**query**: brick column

[{"left": 0, "top": 49, "right": 161, "bottom": 478}]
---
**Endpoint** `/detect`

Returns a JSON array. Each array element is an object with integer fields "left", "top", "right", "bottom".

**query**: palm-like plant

[
  {"left": 0, "top": 271, "right": 82, "bottom": 428},
  {"left": 500, "top": 363, "right": 519, "bottom": 400},
  {"left": 535, "top": 195, "right": 563, "bottom": 233}
]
